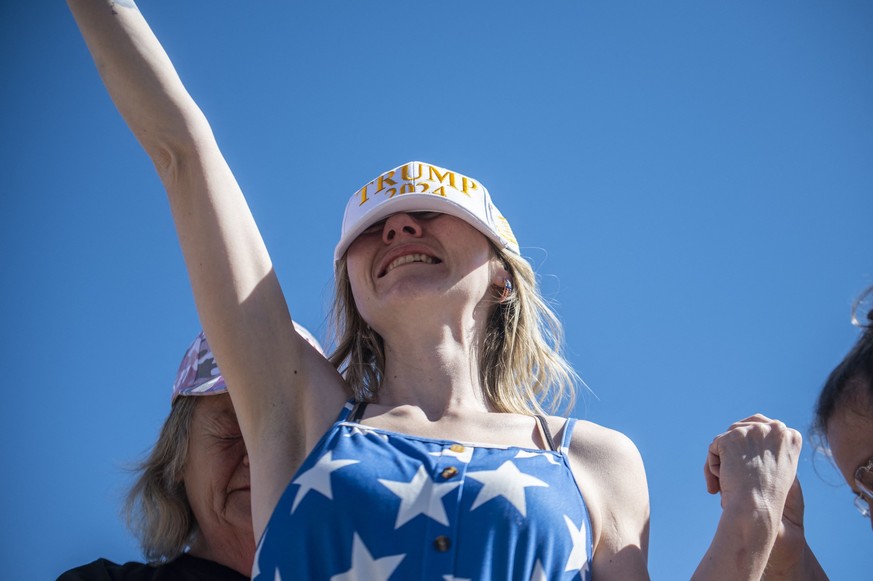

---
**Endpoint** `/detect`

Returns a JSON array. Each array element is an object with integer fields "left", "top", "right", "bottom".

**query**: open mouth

[{"left": 378, "top": 253, "right": 441, "bottom": 278}]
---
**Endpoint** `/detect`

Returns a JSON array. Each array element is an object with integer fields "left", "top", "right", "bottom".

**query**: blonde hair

[
  {"left": 329, "top": 246, "right": 577, "bottom": 415},
  {"left": 123, "top": 397, "right": 198, "bottom": 564}
]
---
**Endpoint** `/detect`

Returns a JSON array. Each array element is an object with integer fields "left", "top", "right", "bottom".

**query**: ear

[{"left": 491, "top": 260, "right": 511, "bottom": 288}]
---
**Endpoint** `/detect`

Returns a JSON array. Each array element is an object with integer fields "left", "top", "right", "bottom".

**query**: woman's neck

[{"left": 374, "top": 315, "right": 491, "bottom": 415}]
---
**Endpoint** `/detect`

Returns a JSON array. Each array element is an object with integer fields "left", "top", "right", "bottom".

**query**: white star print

[
  {"left": 467, "top": 460, "right": 548, "bottom": 517},
  {"left": 530, "top": 560, "right": 548, "bottom": 581},
  {"left": 442, "top": 576, "right": 472, "bottom": 581},
  {"left": 429, "top": 445, "right": 474, "bottom": 464},
  {"left": 361, "top": 425, "right": 390, "bottom": 441},
  {"left": 342, "top": 425, "right": 365, "bottom": 437},
  {"left": 290, "top": 451, "right": 359, "bottom": 513},
  {"left": 563, "top": 514, "right": 589, "bottom": 573},
  {"left": 330, "top": 533, "right": 405, "bottom": 581},
  {"left": 342, "top": 423, "right": 390, "bottom": 441},
  {"left": 379, "top": 465, "right": 461, "bottom": 528},
  {"left": 514, "top": 450, "right": 560, "bottom": 465},
  {"left": 274, "top": 570, "right": 282, "bottom": 581}
]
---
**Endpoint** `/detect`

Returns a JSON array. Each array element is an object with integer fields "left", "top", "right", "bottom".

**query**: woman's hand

[
  {"left": 701, "top": 416, "right": 828, "bottom": 580},
  {"left": 693, "top": 414, "right": 803, "bottom": 581},
  {"left": 704, "top": 414, "right": 802, "bottom": 524}
]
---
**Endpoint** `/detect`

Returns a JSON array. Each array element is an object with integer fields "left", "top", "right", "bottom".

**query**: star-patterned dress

[{"left": 253, "top": 401, "right": 593, "bottom": 581}]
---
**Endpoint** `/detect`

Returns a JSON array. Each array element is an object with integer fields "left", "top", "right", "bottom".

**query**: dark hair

[{"left": 813, "top": 286, "right": 873, "bottom": 443}]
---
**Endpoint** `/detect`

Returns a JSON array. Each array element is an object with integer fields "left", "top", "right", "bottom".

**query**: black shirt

[{"left": 57, "top": 554, "right": 248, "bottom": 581}]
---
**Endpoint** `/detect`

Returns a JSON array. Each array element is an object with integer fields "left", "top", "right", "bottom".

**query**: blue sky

[{"left": 2, "top": 1, "right": 872, "bottom": 578}]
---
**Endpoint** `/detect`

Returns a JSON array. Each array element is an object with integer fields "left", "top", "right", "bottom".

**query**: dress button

[
  {"left": 440, "top": 466, "right": 458, "bottom": 479},
  {"left": 433, "top": 535, "right": 451, "bottom": 552},
  {"left": 449, "top": 444, "right": 465, "bottom": 453}
]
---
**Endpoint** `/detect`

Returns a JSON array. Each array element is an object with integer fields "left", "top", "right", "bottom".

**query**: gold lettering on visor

[
  {"left": 399, "top": 182, "right": 415, "bottom": 195},
  {"left": 402, "top": 163, "right": 423, "bottom": 181},
  {"left": 496, "top": 216, "right": 518, "bottom": 245},
  {"left": 428, "top": 166, "right": 457, "bottom": 189},
  {"left": 376, "top": 171, "right": 397, "bottom": 194},
  {"left": 460, "top": 177, "right": 478, "bottom": 197},
  {"left": 432, "top": 186, "right": 448, "bottom": 197},
  {"left": 357, "top": 184, "right": 371, "bottom": 206}
]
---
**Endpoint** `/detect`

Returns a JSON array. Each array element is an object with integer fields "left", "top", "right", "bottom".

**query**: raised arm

[
  {"left": 693, "top": 414, "right": 828, "bottom": 581},
  {"left": 67, "top": 0, "right": 347, "bottom": 535}
]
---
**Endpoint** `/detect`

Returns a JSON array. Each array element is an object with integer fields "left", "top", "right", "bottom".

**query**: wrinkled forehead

[{"left": 192, "top": 393, "right": 240, "bottom": 432}]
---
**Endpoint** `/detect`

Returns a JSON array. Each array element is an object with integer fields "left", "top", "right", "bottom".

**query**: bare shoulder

[
  {"left": 552, "top": 417, "right": 650, "bottom": 579},
  {"left": 561, "top": 419, "right": 648, "bottom": 515},
  {"left": 564, "top": 419, "right": 644, "bottom": 469}
]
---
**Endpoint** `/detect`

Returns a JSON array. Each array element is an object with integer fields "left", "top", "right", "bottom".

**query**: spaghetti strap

[
  {"left": 559, "top": 417, "right": 577, "bottom": 452},
  {"left": 335, "top": 400, "right": 357, "bottom": 423},
  {"left": 534, "top": 414, "right": 557, "bottom": 452},
  {"left": 349, "top": 400, "right": 369, "bottom": 423}
]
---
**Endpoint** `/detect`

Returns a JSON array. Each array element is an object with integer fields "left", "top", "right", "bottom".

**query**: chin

[{"left": 363, "top": 276, "right": 444, "bottom": 307}]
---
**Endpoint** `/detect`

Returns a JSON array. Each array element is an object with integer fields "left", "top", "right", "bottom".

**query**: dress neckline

[{"left": 347, "top": 401, "right": 561, "bottom": 453}]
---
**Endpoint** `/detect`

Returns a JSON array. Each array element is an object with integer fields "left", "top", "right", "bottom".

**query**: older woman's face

[
  {"left": 183, "top": 394, "right": 253, "bottom": 551},
  {"left": 827, "top": 392, "right": 873, "bottom": 530}
]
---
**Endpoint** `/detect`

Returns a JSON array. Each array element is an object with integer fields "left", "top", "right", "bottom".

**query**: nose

[
  {"left": 382, "top": 213, "right": 423, "bottom": 244},
  {"left": 243, "top": 453, "right": 249, "bottom": 467}
]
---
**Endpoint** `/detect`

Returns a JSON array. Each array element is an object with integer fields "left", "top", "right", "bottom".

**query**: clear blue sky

[{"left": 2, "top": 1, "right": 871, "bottom": 579}]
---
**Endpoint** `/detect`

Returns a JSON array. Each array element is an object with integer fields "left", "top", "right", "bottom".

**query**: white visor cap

[{"left": 335, "top": 161, "right": 519, "bottom": 263}]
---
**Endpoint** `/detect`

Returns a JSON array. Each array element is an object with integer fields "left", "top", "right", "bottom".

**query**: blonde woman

[{"left": 68, "top": 1, "right": 801, "bottom": 579}]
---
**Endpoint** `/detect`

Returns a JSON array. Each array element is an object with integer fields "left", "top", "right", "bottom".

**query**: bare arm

[
  {"left": 764, "top": 539, "right": 828, "bottom": 581},
  {"left": 572, "top": 415, "right": 826, "bottom": 581},
  {"left": 692, "top": 415, "right": 827, "bottom": 581},
  {"left": 761, "top": 472, "right": 829, "bottom": 580},
  {"left": 569, "top": 422, "right": 651, "bottom": 579},
  {"left": 67, "top": 0, "right": 347, "bottom": 535}
]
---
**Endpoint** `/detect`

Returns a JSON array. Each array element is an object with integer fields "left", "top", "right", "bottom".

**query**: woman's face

[
  {"left": 183, "top": 394, "right": 253, "bottom": 548},
  {"left": 345, "top": 211, "right": 506, "bottom": 332},
  {"left": 826, "top": 392, "right": 873, "bottom": 529}
]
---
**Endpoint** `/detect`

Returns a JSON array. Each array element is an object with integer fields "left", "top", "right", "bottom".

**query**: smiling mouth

[{"left": 379, "top": 253, "right": 440, "bottom": 278}]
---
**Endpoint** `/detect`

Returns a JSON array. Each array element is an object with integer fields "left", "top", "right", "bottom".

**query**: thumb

[{"left": 704, "top": 449, "right": 721, "bottom": 495}]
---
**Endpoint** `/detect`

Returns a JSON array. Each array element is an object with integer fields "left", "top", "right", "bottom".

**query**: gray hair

[{"left": 123, "top": 397, "right": 198, "bottom": 563}]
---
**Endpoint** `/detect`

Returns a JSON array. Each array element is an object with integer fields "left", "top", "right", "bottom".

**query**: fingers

[
  {"left": 717, "top": 414, "right": 802, "bottom": 452},
  {"left": 725, "top": 413, "right": 782, "bottom": 431},
  {"left": 704, "top": 450, "right": 721, "bottom": 494},
  {"left": 704, "top": 413, "right": 803, "bottom": 505}
]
